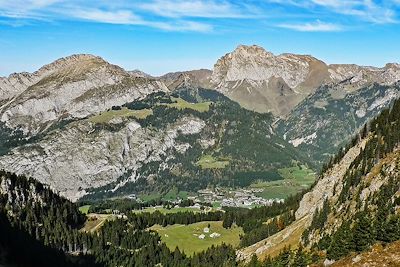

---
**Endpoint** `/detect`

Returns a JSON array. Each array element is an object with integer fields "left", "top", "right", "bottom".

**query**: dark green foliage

[
  {"left": 353, "top": 211, "right": 374, "bottom": 252},
  {"left": 127, "top": 210, "right": 224, "bottom": 229},
  {"left": 239, "top": 211, "right": 295, "bottom": 247},
  {"left": 280, "top": 83, "right": 400, "bottom": 168},
  {"left": 231, "top": 170, "right": 283, "bottom": 187},
  {"left": 326, "top": 222, "right": 354, "bottom": 260},
  {"left": 0, "top": 171, "right": 239, "bottom": 267},
  {"left": 85, "top": 88, "right": 311, "bottom": 200},
  {"left": 309, "top": 199, "right": 330, "bottom": 231}
]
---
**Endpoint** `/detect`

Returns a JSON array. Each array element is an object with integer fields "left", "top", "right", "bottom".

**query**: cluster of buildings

[
  {"left": 191, "top": 188, "right": 284, "bottom": 208},
  {"left": 197, "top": 227, "right": 221, "bottom": 240}
]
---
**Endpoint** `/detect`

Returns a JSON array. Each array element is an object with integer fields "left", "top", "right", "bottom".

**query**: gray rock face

[
  {"left": 280, "top": 82, "right": 400, "bottom": 165},
  {"left": 0, "top": 54, "right": 168, "bottom": 135},
  {"left": 0, "top": 116, "right": 205, "bottom": 201},
  {"left": 295, "top": 139, "right": 367, "bottom": 219},
  {"left": 209, "top": 45, "right": 400, "bottom": 116}
]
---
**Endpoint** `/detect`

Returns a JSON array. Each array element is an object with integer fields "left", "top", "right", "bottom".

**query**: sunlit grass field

[
  {"left": 150, "top": 221, "right": 243, "bottom": 255},
  {"left": 251, "top": 165, "right": 315, "bottom": 199},
  {"left": 89, "top": 107, "right": 152, "bottom": 123},
  {"left": 166, "top": 97, "right": 212, "bottom": 112}
]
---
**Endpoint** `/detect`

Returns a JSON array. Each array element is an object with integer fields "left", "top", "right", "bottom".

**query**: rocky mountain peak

[
  {"left": 231, "top": 44, "right": 274, "bottom": 58},
  {"left": 0, "top": 54, "right": 168, "bottom": 135},
  {"left": 210, "top": 44, "right": 330, "bottom": 115}
]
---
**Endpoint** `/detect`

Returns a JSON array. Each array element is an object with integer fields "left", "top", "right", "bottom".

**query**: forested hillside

[
  {"left": 83, "top": 89, "right": 308, "bottom": 200},
  {"left": 280, "top": 82, "right": 400, "bottom": 166},
  {"left": 244, "top": 95, "right": 400, "bottom": 266},
  {"left": 0, "top": 171, "right": 237, "bottom": 266}
]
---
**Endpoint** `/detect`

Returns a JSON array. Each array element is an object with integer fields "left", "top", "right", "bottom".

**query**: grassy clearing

[
  {"left": 197, "top": 154, "right": 230, "bottom": 169},
  {"left": 78, "top": 205, "right": 91, "bottom": 214},
  {"left": 166, "top": 97, "right": 212, "bottom": 112},
  {"left": 163, "top": 187, "right": 189, "bottom": 201},
  {"left": 132, "top": 207, "right": 205, "bottom": 214},
  {"left": 89, "top": 107, "right": 152, "bottom": 124},
  {"left": 250, "top": 165, "right": 315, "bottom": 199},
  {"left": 139, "top": 193, "right": 162, "bottom": 202},
  {"left": 150, "top": 221, "right": 243, "bottom": 256},
  {"left": 81, "top": 214, "right": 115, "bottom": 233},
  {"left": 277, "top": 165, "right": 315, "bottom": 185}
]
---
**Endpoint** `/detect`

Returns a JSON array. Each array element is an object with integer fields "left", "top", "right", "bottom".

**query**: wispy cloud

[
  {"left": 310, "top": 0, "right": 397, "bottom": 24},
  {"left": 269, "top": 0, "right": 398, "bottom": 24},
  {"left": 138, "top": 0, "right": 250, "bottom": 18},
  {"left": 0, "top": 0, "right": 398, "bottom": 33},
  {"left": 71, "top": 9, "right": 142, "bottom": 25},
  {"left": 0, "top": 0, "right": 247, "bottom": 32},
  {"left": 278, "top": 20, "right": 342, "bottom": 32}
]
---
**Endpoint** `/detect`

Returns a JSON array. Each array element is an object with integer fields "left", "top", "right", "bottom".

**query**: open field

[
  {"left": 89, "top": 107, "right": 152, "bottom": 123},
  {"left": 138, "top": 189, "right": 189, "bottom": 202},
  {"left": 197, "top": 154, "right": 230, "bottom": 169},
  {"left": 132, "top": 206, "right": 211, "bottom": 214},
  {"left": 150, "top": 221, "right": 243, "bottom": 255},
  {"left": 166, "top": 97, "right": 212, "bottom": 112},
  {"left": 138, "top": 193, "right": 162, "bottom": 202},
  {"left": 163, "top": 187, "right": 189, "bottom": 201},
  {"left": 78, "top": 205, "right": 91, "bottom": 214},
  {"left": 250, "top": 165, "right": 315, "bottom": 199},
  {"left": 278, "top": 165, "right": 315, "bottom": 185}
]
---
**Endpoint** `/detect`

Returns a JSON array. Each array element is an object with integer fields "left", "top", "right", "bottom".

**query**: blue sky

[{"left": 0, "top": 0, "right": 400, "bottom": 76}]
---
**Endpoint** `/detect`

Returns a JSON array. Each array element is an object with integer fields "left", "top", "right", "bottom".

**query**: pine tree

[{"left": 353, "top": 211, "right": 374, "bottom": 252}]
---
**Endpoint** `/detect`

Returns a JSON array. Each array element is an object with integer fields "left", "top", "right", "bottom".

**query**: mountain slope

[
  {"left": 0, "top": 54, "right": 167, "bottom": 135},
  {"left": 279, "top": 82, "right": 400, "bottom": 166},
  {"left": 0, "top": 89, "right": 307, "bottom": 201},
  {"left": 0, "top": 171, "right": 97, "bottom": 266},
  {"left": 239, "top": 97, "right": 400, "bottom": 264}
]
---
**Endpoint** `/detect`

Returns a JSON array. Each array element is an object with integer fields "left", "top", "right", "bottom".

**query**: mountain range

[
  {"left": 0, "top": 45, "right": 399, "bottom": 201},
  {"left": 2, "top": 44, "right": 400, "bottom": 266}
]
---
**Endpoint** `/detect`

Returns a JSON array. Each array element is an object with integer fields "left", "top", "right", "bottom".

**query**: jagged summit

[{"left": 210, "top": 44, "right": 329, "bottom": 115}]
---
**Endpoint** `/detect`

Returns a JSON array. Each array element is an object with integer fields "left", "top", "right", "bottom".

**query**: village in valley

[{"left": 193, "top": 187, "right": 284, "bottom": 208}]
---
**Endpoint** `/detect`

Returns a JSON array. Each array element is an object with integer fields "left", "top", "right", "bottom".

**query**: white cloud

[
  {"left": 0, "top": 1, "right": 216, "bottom": 32},
  {"left": 138, "top": 0, "right": 247, "bottom": 18},
  {"left": 278, "top": 20, "right": 342, "bottom": 31},
  {"left": 71, "top": 9, "right": 142, "bottom": 25},
  {"left": 310, "top": 0, "right": 396, "bottom": 23},
  {"left": 67, "top": 8, "right": 213, "bottom": 32}
]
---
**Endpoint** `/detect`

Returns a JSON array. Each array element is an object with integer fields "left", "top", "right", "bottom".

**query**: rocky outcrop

[
  {"left": 0, "top": 116, "right": 205, "bottom": 201},
  {"left": 295, "top": 139, "right": 367, "bottom": 219}
]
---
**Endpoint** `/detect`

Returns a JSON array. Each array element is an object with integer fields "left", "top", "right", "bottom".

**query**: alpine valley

[
  {"left": 0, "top": 45, "right": 399, "bottom": 201},
  {"left": 2, "top": 44, "right": 400, "bottom": 267}
]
